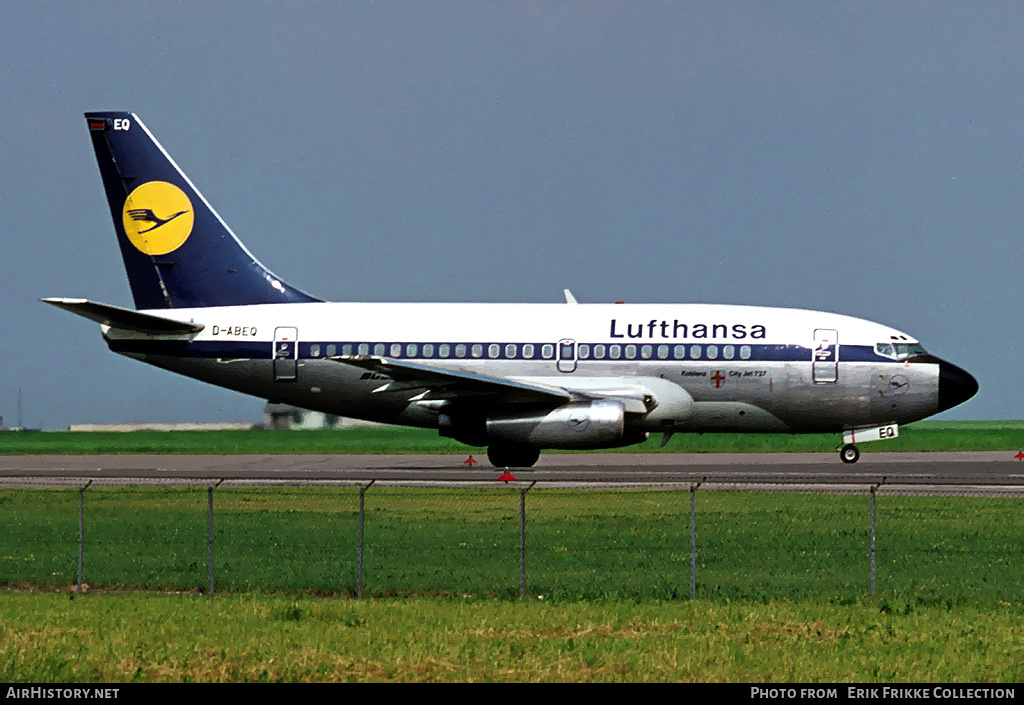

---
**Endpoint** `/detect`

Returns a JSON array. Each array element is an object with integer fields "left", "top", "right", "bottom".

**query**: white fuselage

[{"left": 102, "top": 301, "right": 941, "bottom": 435}]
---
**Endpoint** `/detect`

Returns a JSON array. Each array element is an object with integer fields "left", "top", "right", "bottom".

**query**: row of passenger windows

[
  {"left": 578, "top": 343, "right": 753, "bottom": 361},
  {"left": 310, "top": 342, "right": 557, "bottom": 360},
  {"left": 306, "top": 342, "right": 754, "bottom": 361}
]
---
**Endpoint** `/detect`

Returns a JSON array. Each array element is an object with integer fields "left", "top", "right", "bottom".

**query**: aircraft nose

[{"left": 938, "top": 360, "right": 978, "bottom": 412}]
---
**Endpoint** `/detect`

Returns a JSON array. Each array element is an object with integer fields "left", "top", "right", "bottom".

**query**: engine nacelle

[
  {"left": 440, "top": 400, "right": 630, "bottom": 449},
  {"left": 488, "top": 400, "right": 626, "bottom": 448}
]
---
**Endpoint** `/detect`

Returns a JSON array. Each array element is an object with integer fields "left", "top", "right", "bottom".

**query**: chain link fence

[{"left": 1, "top": 476, "right": 1021, "bottom": 603}]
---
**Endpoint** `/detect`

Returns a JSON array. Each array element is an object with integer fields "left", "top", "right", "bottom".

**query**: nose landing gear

[{"left": 839, "top": 424, "right": 898, "bottom": 464}]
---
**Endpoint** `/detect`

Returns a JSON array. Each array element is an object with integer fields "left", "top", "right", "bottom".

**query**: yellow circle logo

[{"left": 121, "top": 181, "right": 194, "bottom": 255}]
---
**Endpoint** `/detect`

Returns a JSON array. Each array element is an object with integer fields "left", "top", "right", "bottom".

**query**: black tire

[
  {"left": 839, "top": 444, "right": 860, "bottom": 464},
  {"left": 486, "top": 444, "right": 540, "bottom": 468}
]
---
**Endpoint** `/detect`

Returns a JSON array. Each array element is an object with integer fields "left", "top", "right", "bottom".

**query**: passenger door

[
  {"left": 812, "top": 328, "right": 838, "bottom": 384},
  {"left": 557, "top": 338, "right": 577, "bottom": 373},
  {"left": 273, "top": 326, "right": 298, "bottom": 382}
]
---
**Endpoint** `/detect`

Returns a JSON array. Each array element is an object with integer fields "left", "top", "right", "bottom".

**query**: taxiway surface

[{"left": 1, "top": 452, "right": 1022, "bottom": 494}]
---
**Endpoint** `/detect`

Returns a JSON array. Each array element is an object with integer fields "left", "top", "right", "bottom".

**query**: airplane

[{"left": 44, "top": 111, "right": 978, "bottom": 467}]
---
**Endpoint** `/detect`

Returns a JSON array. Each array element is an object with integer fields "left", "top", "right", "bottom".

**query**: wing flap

[{"left": 332, "top": 356, "right": 574, "bottom": 405}]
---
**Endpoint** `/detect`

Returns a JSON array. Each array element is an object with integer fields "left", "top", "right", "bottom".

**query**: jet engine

[{"left": 439, "top": 400, "right": 642, "bottom": 449}]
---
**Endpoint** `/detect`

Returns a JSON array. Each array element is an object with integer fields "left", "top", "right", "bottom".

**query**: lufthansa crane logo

[
  {"left": 889, "top": 374, "right": 910, "bottom": 395},
  {"left": 567, "top": 412, "right": 591, "bottom": 432},
  {"left": 121, "top": 181, "right": 194, "bottom": 255}
]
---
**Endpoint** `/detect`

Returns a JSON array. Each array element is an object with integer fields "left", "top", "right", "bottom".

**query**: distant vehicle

[{"left": 44, "top": 112, "right": 978, "bottom": 466}]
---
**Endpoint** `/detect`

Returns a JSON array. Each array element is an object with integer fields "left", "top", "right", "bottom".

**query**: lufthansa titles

[{"left": 610, "top": 319, "right": 766, "bottom": 340}]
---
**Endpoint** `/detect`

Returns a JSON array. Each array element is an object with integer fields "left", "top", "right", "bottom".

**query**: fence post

[
  {"left": 358, "top": 481, "right": 375, "bottom": 599},
  {"left": 690, "top": 479, "right": 704, "bottom": 600},
  {"left": 207, "top": 480, "right": 223, "bottom": 596},
  {"left": 869, "top": 478, "right": 885, "bottom": 598},
  {"left": 519, "top": 482, "right": 537, "bottom": 599},
  {"left": 77, "top": 481, "right": 92, "bottom": 594}
]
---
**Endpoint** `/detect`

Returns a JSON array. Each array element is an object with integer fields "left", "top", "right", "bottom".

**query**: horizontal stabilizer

[{"left": 41, "top": 298, "right": 204, "bottom": 335}]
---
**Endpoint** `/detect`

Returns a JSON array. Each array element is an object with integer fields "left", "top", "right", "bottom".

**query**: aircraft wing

[
  {"left": 333, "top": 356, "right": 573, "bottom": 405},
  {"left": 41, "top": 298, "right": 204, "bottom": 335},
  {"left": 332, "top": 356, "right": 652, "bottom": 412}
]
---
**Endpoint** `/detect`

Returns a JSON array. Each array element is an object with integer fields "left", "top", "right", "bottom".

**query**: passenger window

[
  {"left": 610, "top": 345, "right": 622, "bottom": 359},
  {"left": 723, "top": 345, "right": 734, "bottom": 360},
  {"left": 690, "top": 345, "right": 702, "bottom": 359},
  {"left": 358, "top": 343, "right": 369, "bottom": 356},
  {"left": 740, "top": 345, "right": 751, "bottom": 360},
  {"left": 471, "top": 344, "right": 483, "bottom": 358},
  {"left": 541, "top": 344, "right": 554, "bottom": 359},
  {"left": 578, "top": 344, "right": 590, "bottom": 359},
  {"left": 657, "top": 345, "right": 669, "bottom": 359},
  {"left": 707, "top": 345, "right": 718, "bottom": 359},
  {"left": 455, "top": 344, "right": 467, "bottom": 358},
  {"left": 505, "top": 343, "right": 517, "bottom": 358},
  {"left": 390, "top": 343, "right": 402, "bottom": 357},
  {"left": 673, "top": 345, "right": 685, "bottom": 359},
  {"left": 523, "top": 344, "right": 535, "bottom": 359},
  {"left": 327, "top": 344, "right": 337, "bottom": 357},
  {"left": 406, "top": 343, "right": 418, "bottom": 357},
  {"left": 310, "top": 344, "right": 320, "bottom": 358},
  {"left": 593, "top": 344, "right": 606, "bottom": 359},
  {"left": 488, "top": 344, "right": 499, "bottom": 358},
  {"left": 422, "top": 343, "right": 434, "bottom": 357},
  {"left": 439, "top": 344, "right": 450, "bottom": 358},
  {"left": 625, "top": 345, "right": 637, "bottom": 359},
  {"left": 641, "top": 345, "right": 652, "bottom": 359},
  {"left": 374, "top": 343, "right": 386, "bottom": 356}
]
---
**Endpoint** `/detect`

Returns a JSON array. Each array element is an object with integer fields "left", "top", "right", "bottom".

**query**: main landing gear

[
  {"left": 839, "top": 444, "right": 860, "bottom": 464},
  {"left": 486, "top": 444, "right": 540, "bottom": 468}
]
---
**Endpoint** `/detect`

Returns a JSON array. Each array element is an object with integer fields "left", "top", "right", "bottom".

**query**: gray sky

[{"left": 1, "top": 1, "right": 1019, "bottom": 429}]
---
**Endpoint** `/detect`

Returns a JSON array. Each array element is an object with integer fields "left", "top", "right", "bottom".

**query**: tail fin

[{"left": 85, "top": 112, "right": 320, "bottom": 309}]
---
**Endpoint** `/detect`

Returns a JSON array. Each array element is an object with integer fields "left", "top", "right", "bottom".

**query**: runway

[{"left": 1, "top": 451, "right": 1023, "bottom": 494}]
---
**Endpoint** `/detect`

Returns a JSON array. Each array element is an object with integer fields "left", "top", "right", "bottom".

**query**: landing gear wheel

[
  {"left": 839, "top": 444, "right": 860, "bottom": 464},
  {"left": 486, "top": 444, "right": 540, "bottom": 468}
]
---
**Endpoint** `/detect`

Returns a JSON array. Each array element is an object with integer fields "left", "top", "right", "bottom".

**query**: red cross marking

[{"left": 711, "top": 371, "right": 725, "bottom": 388}]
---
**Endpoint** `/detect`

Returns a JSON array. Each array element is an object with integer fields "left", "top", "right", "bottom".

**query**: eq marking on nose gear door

[{"left": 121, "top": 181, "right": 194, "bottom": 255}]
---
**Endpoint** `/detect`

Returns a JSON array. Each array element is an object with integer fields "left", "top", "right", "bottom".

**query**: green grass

[
  {"left": 3, "top": 420, "right": 1024, "bottom": 455},
  {"left": 0, "top": 427, "right": 463, "bottom": 455},
  {"left": 1, "top": 487, "right": 1020, "bottom": 603},
  {"left": 2, "top": 487, "right": 1021, "bottom": 682},
  {"left": 1, "top": 593, "right": 1021, "bottom": 682}
]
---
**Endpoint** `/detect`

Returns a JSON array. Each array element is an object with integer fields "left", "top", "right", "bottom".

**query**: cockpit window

[
  {"left": 877, "top": 342, "right": 927, "bottom": 360},
  {"left": 895, "top": 343, "right": 927, "bottom": 360}
]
